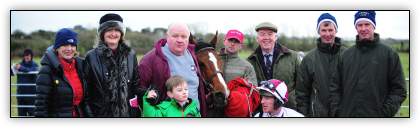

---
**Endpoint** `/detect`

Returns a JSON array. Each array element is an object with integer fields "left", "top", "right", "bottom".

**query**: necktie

[{"left": 264, "top": 54, "right": 272, "bottom": 74}]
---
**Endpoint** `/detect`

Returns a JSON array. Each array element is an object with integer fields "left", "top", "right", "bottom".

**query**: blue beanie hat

[
  {"left": 354, "top": 11, "right": 376, "bottom": 28},
  {"left": 54, "top": 28, "right": 78, "bottom": 50},
  {"left": 317, "top": 13, "right": 338, "bottom": 33}
]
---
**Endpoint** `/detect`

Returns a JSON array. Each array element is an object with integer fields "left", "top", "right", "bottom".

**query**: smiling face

[
  {"left": 318, "top": 22, "right": 336, "bottom": 46},
  {"left": 256, "top": 29, "right": 277, "bottom": 53},
  {"left": 356, "top": 20, "right": 375, "bottom": 40},
  {"left": 104, "top": 29, "right": 121, "bottom": 48},
  {"left": 56, "top": 44, "right": 76, "bottom": 60}
]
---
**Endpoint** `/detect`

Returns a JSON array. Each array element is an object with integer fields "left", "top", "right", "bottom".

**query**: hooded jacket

[
  {"left": 330, "top": 33, "right": 407, "bottom": 117},
  {"left": 35, "top": 50, "right": 90, "bottom": 117},
  {"left": 138, "top": 38, "right": 207, "bottom": 117},
  {"left": 142, "top": 91, "right": 200, "bottom": 117},
  {"left": 247, "top": 43, "right": 301, "bottom": 110},
  {"left": 296, "top": 37, "right": 347, "bottom": 117},
  {"left": 84, "top": 40, "right": 145, "bottom": 117}
]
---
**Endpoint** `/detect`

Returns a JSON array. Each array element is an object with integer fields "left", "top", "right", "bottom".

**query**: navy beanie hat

[
  {"left": 98, "top": 13, "right": 126, "bottom": 37},
  {"left": 317, "top": 13, "right": 338, "bottom": 33},
  {"left": 54, "top": 28, "right": 78, "bottom": 50},
  {"left": 354, "top": 11, "right": 376, "bottom": 28}
]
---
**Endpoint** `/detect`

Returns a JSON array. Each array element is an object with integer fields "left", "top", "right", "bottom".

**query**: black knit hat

[
  {"left": 98, "top": 13, "right": 126, "bottom": 37},
  {"left": 100, "top": 13, "right": 123, "bottom": 24}
]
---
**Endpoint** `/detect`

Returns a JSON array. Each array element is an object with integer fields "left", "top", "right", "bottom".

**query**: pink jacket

[{"left": 138, "top": 38, "right": 207, "bottom": 117}]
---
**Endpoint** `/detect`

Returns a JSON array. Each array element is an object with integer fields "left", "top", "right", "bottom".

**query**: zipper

[
  {"left": 311, "top": 88, "right": 317, "bottom": 116},
  {"left": 181, "top": 102, "right": 193, "bottom": 117}
]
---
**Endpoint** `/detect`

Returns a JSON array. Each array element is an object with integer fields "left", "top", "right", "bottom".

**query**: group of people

[{"left": 18, "top": 11, "right": 405, "bottom": 117}]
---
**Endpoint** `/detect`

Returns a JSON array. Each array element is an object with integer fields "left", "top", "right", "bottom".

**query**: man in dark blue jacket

[{"left": 14, "top": 49, "right": 39, "bottom": 116}]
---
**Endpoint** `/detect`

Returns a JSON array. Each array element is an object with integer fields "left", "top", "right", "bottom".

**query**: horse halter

[{"left": 195, "top": 47, "right": 223, "bottom": 94}]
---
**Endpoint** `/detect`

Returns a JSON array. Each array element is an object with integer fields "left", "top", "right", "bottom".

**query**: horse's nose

[{"left": 215, "top": 92, "right": 225, "bottom": 103}]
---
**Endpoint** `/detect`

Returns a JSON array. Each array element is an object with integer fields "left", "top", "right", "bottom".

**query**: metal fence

[
  {"left": 11, "top": 71, "right": 37, "bottom": 117},
  {"left": 11, "top": 71, "right": 410, "bottom": 117}
]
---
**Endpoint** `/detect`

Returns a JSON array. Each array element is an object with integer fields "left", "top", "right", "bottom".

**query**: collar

[
  {"left": 218, "top": 48, "right": 239, "bottom": 59},
  {"left": 262, "top": 49, "right": 274, "bottom": 56},
  {"left": 174, "top": 98, "right": 192, "bottom": 111},
  {"left": 316, "top": 37, "right": 342, "bottom": 55},
  {"left": 58, "top": 57, "right": 75, "bottom": 72},
  {"left": 356, "top": 33, "right": 380, "bottom": 52},
  {"left": 266, "top": 107, "right": 284, "bottom": 117}
]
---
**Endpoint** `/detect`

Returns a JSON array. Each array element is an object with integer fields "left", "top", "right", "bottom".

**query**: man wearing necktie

[{"left": 247, "top": 22, "right": 301, "bottom": 113}]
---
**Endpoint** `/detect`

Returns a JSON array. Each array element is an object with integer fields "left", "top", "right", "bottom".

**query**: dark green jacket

[
  {"left": 247, "top": 43, "right": 301, "bottom": 109},
  {"left": 296, "top": 37, "right": 347, "bottom": 117},
  {"left": 330, "top": 33, "right": 407, "bottom": 117}
]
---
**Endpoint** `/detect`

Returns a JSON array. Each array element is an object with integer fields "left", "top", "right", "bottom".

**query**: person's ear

[{"left": 167, "top": 91, "right": 174, "bottom": 98}]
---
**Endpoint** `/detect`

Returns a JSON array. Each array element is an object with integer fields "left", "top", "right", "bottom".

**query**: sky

[{"left": 11, "top": 11, "right": 409, "bottom": 40}]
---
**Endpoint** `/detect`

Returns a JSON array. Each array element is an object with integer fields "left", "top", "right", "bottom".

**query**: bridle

[{"left": 195, "top": 47, "right": 223, "bottom": 94}]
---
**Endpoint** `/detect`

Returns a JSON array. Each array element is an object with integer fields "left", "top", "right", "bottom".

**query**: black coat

[
  {"left": 84, "top": 41, "right": 146, "bottom": 117},
  {"left": 296, "top": 37, "right": 347, "bottom": 117},
  {"left": 330, "top": 33, "right": 407, "bottom": 117},
  {"left": 35, "top": 50, "right": 92, "bottom": 117}
]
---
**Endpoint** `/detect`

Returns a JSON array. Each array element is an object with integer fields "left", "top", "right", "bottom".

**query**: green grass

[{"left": 11, "top": 52, "right": 409, "bottom": 117}]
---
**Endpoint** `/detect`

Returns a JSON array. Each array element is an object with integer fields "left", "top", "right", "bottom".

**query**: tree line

[{"left": 10, "top": 25, "right": 409, "bottom": 59}]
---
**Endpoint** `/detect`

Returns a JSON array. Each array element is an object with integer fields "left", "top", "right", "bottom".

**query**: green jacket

[
  {"left": 218, "top": 48, "right": 257, "bottom": 85},
  {"left": 296, "top": 37, "right": 347, "bottom": 117},
  {"left": 247, "top": 43, "right": 301, "bottom": 109},
  {"left": 142, "top": 91, "right": 201, "bottom": 117},
  {"left": 330, "top": 33, "right": 407, "bottom": 117}
]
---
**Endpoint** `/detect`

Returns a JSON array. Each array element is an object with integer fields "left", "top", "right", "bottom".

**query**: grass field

[{"left": 10, "top": 52, "right": 410, "bottom": 117}]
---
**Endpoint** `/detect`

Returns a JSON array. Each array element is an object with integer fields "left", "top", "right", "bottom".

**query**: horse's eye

[{"left": 199, "top": 62, "right": 205, "bottom": 67}]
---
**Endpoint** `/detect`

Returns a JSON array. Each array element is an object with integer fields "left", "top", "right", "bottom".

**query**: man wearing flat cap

[{"left": 247, "top": 22, "right": 301, "bottom": 113}]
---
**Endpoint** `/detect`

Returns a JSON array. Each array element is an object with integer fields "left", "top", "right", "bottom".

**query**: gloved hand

[{"left": 145, "top": 85, "right": 160, "bottom": 105}]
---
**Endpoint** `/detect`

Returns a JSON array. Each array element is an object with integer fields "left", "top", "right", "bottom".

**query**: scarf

[{"left": 96, "top": 41, "right": 130, "bottom": 117}]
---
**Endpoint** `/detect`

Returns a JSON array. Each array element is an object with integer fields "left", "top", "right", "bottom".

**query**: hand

[
  {"left": 146, "top": 90, "right": 159, "bottom": 106},
  {"left": 147, "top": 90, "right": 157, "bottom": 99},
  {"left": 15, "top": 63, "right": 20, "bottom": 69}
]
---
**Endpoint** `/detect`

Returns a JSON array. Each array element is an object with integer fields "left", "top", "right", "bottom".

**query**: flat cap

[{"left": 255, "top": 22, "right": 278, "bottom": 32}]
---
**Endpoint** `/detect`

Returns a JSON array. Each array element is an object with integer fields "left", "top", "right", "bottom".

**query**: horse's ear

[
  {"left": 189, "top": 32, "right": 197, "bottom": 45},
  {"left": 210, "top": 30, "right": 218, "bottom": 48}
]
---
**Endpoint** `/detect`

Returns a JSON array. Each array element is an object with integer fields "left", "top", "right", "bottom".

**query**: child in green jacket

[{"left": 143, "top": 75, "right": 200, "bottom": 117}]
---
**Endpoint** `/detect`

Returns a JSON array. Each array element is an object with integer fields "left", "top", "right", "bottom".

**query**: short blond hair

[{"left": 165, "top": 75, "right": 187, "bottom": 92}]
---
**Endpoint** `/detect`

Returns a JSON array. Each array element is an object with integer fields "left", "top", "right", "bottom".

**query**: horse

[{"left": 189, "top": 31, "right": 230, "bottom": 110}]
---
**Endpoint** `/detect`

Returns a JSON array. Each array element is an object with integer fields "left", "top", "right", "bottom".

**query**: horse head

[{"left": 190, "top": 31, "right": 230, "bottom": 108}]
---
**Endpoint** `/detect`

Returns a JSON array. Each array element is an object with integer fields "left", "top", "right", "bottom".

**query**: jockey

[{"left": 254, "top": 79, "right": 304, "bottom": 117}]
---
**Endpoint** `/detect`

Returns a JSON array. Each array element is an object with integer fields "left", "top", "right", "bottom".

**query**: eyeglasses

[{"left": 260, "top": 80, "right": 285, "bottom": 101}]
